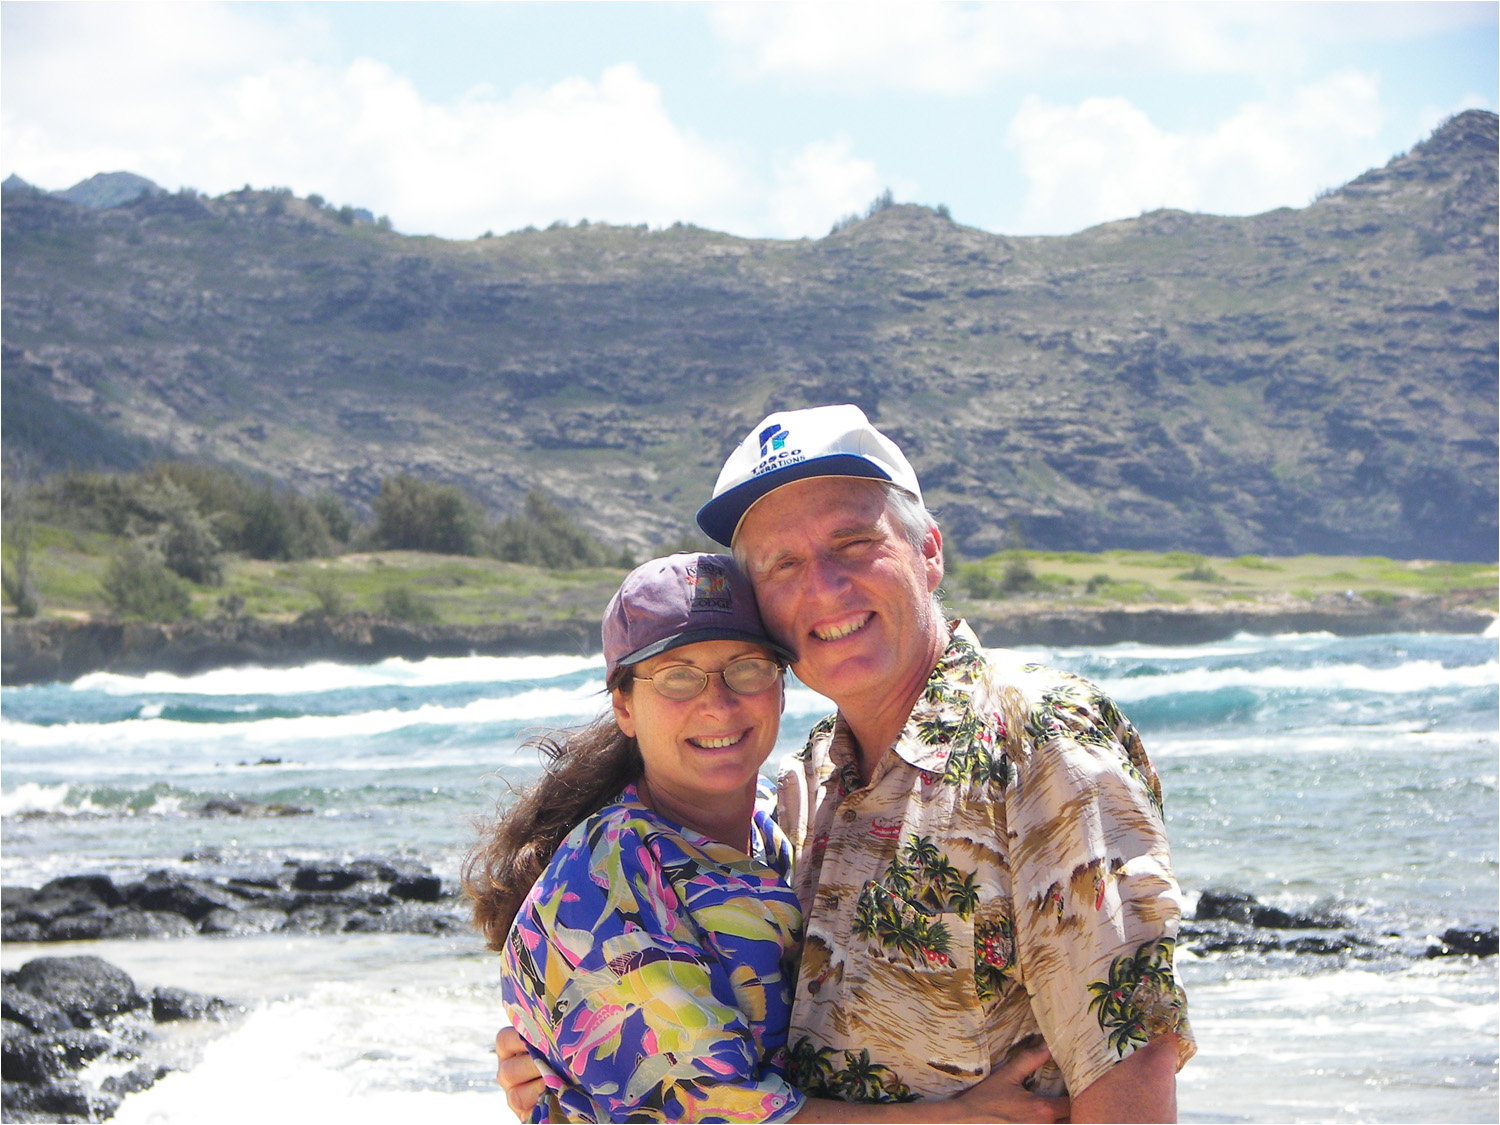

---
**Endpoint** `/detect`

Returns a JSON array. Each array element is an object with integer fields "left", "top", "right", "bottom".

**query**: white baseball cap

[{"left": 695, "top": 404, "right": 922, "bottom": 547}]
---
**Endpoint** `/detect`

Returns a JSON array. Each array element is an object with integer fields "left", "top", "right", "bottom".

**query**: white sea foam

[
  {"left": 1095, "top": 657, "right": 1499, "bottom": 702},
  {"left": 0, "top": 780, "right": 85, "bottom": 816},
  {"left": 71, "top": 653, "right": 606, "bottom": 698},
  {"left": 2, "top": 683, "right": 612, "bottom": 752}
]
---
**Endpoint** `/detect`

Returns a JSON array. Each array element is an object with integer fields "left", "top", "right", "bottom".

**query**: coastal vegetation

[
  {"left": 1, "top": 461, "right": 626, "bottom": 623},
  {"left": 4, "top": 493, "right": 1493, "bottom": 628}
]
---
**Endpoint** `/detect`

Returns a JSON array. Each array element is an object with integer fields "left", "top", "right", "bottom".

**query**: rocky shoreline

[
  {"left": 2, "top": 860, "right": 468, "bottom": 945},
  {"left": 3, "top": 593, "right": 1493, "bottom": 685},
  {"left": 3, "top": 954, "right": 235, "bottom": 1122}
]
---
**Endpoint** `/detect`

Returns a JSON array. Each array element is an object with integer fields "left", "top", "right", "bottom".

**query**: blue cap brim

[{"left": 695, "top": 454, "right": 895, "bottom": 547}]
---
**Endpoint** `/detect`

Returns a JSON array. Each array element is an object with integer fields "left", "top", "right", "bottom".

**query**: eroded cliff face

[{"left": 4, "top": 112, "right": 1495, "bottom": 560}]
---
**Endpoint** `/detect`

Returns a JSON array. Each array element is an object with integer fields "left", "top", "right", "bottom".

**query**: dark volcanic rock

[
  {"left": 2, "top": 861, "right": 461, "bottom": 943},
  {"left": 1195, "top": 888, "right": 1347, "bottom": 930},
  {"left": 10, "top": 958, "right": 145, "bottom": 1028},
  {"left": 150, "top": 986, "right": 227, "bottom": 1023},
  {"left": 2, "top": 956, "right": 232, "bottom": 1122},
  {"left": 1426, "top": 926, "right": 1499, "bottom": 958}
]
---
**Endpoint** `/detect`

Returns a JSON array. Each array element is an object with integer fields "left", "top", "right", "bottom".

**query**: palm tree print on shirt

[
  {"left": 1087, "top": 937, "right": 1187, "bottom": 1056},
  {"left": 787, "top": 1040, "right": 917, "bottom": 1103}
]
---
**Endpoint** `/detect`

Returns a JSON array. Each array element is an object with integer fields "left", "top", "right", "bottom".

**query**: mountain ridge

[{"left": 3, "top": 111, "right": 1495, "bottom": 560}]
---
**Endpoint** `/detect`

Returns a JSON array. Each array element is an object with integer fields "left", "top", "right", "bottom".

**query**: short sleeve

[
  {"left": 501, "top": 813, "right": 805, "bottom": 1123},
  {"left": 1006, "top": 672, "right": 1195, "bottom": 1096}
]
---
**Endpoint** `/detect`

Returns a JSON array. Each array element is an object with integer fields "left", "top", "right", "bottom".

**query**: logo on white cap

[{"left": 695, "top": 404, "right": 923, "bottom": 547}]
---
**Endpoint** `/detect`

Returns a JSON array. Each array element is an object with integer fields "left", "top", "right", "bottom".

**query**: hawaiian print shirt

[
  {"left": 501, "top": 784, "right": 807, "bottom": 1123},
  {"left": 776, "top": 622, "right": 1195, "bottom": 1103}
]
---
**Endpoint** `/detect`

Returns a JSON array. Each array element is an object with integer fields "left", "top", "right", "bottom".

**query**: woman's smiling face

[{"left": 611, "top": 639, "right": 784, "bottom": 811}]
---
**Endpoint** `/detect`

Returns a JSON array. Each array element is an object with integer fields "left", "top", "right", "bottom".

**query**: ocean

[{"left": 2, "top": 630, "right": 1496, "bottom": 1123}]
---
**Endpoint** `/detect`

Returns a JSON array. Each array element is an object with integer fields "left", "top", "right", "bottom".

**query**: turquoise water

[{"left": 2, "top": 631, "right": 1496, "bottom": 1122}]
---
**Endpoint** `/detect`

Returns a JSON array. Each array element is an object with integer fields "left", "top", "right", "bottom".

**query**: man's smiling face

[{"left": 735, "top": 477, "right": 944, "bottom": 715}]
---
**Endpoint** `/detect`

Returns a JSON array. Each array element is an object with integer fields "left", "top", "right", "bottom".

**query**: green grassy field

[{"left": 4, "top": 525, "right": 1495, "bottom": 626}]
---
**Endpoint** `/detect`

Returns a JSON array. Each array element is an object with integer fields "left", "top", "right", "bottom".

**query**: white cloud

[
  {"left": 766, "top": 137, "right": 886, "bottom": 236},
  {"left": 0, "top": 2, "right": 884, "bottom": 239},
  {"left": 710, "top": 1, "right": 1494, "bottom": 92},
  {"left": 1003, "top": 71, "right": 1387, "bottom": 234}
]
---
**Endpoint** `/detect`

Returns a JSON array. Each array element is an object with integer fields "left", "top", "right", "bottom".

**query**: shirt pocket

[{"left": 844, "top": 881, "right": 989, "bottom": 1095}]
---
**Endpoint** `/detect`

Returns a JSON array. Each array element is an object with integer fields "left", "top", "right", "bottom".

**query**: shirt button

[{"left": 841, "top": 808, "right": 858, "bottom": 822}]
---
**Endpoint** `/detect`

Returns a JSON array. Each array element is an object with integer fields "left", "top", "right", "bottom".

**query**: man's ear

[
  {"left": 922, "top": 525, "right": 944, "bottom": 593},
  {"left": 611, "top": 688, "right": 637, "bottom": 738}
]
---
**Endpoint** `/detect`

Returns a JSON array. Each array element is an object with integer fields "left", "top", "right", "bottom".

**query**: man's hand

[
  {"left": 950, "top": 1044, "right": 1070, "bottom": 1123},
  {"left": 495, "top": 1027, "right": 544, "bottom": 1120}
]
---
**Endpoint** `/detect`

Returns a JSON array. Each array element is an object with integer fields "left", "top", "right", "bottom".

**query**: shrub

[
  {"left": 380, "top": 585, "right": 438, "bottom": 623},
  {"left": 2, "top": 538, "right": 40, "bottom": 617},
  {"left": 488, "top": 491, "right": 610, "bottom": 570},
  {"left": 1086, "top": 573, "right": 1113, "bottom": 594},
  {"left": 150, "top": 480, "right": 223, "bottom": 585},
  {"left": 315, "top": 493, "right": 354, "bottom": 543},
  {"left": 957, "top": 562, "right": 1001, "bottom": 600},
  {"left": 102, "top": 543, "right": 192, "bottom": 621},
  {"left": 1001, "top": 554, "right": 1041, "bottom": 594},
  {"left": 238, "top": 486, "right": 334, "bottom": 560},
  {"left": 373, "top": 474, "right": 478, "bottom": 555},
  {"left": 1176, "top": 563, "right": 1222, "bottom": 583},
  {"left": 303, "top": 570, "right": 348, "bottom": 618}
]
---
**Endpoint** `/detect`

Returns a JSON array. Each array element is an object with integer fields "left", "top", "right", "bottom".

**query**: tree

[
  {"left": 488, "top": 490, "right": 610, "bottom": 569},
  {"left": 149, "top": 479, "right": 223, "bottom": 585},
  {"left": 373, "top": 474, "right": 478, "bottom": 555},
  {"left": 102, "top": 543, "right": 192, "bottom": 621},
  {"left": 2, "top": 463, "right": 41, "bottom": 617}
]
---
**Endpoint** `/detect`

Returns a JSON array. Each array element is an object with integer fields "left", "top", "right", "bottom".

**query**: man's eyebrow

[{"left": 830, "top": 521, "right": 880, "bottom": 538}]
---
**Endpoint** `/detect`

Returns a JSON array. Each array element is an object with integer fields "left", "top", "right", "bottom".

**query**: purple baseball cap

[{"left": 602, "top": 553, "right": 795, "bottom": 680}]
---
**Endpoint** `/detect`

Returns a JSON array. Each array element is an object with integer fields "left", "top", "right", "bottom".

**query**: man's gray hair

[{"left": 731, "top": 478, "right": 940, "bottom": 570}]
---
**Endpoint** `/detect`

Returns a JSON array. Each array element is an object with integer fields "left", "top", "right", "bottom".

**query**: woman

[{"left": 468, "top": 553, "right": 1064, "bottom": 1124}]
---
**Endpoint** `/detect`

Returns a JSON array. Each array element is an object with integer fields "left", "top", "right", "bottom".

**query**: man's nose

[{"left": 806, "top": 550, "right": 850, "bottom": 596}]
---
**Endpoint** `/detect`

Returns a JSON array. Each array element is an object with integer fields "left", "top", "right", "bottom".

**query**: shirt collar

[{"left": 825, "top": 620, "right": 989, "bottom": 782}]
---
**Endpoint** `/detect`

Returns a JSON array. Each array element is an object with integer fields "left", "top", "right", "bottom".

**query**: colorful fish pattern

[{"left": 501, "top": 784, "right": 806, "bottom": 1123}]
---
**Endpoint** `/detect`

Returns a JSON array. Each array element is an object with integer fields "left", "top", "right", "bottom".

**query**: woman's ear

[{"left": 611, "top": 687, "right": 637, "bottom": 739}]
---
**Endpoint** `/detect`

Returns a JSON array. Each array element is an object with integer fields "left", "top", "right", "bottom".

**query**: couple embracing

[{"left": 466, "top": 405, "right": 1194, "bottom": 1123}]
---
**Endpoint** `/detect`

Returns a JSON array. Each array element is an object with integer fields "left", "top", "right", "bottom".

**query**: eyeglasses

[{"left": 634, "top": 657, "right": 783, "bottom": 701}]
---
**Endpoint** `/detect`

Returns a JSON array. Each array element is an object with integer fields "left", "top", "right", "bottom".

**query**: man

[{"left": 501, "top": 404, "right": 1193, "bottom": 1121}]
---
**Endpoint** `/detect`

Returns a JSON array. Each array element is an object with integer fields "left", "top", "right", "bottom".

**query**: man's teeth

[
  {"left": 693, "top": 735, "right": 741, "bottom": 749},
  {"left": 814, "top": 615, "right": 870, "bottom": 642}
]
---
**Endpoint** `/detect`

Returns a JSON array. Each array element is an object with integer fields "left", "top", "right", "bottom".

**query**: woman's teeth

[{"left": 692, "top": 734, "right": 742, "bottom": 749}]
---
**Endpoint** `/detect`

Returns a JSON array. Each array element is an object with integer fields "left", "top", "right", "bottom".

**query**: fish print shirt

[
  {"left": 776, "top": 622, "right": 1195, "bottom": 1103},
  {"left": 501, "top": 784, "right": 807, "bottom": 1123}
]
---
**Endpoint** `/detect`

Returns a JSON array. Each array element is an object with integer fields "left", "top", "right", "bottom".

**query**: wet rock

[
  {"left": 390, "top": 874, "right": 443, "bottom": 903},
  {"left": 10, "top": 958, "right": 145, "bottom": 1028},
  {"left": 2, "top": 957, "right": 232, "bottom": 1121},
  {"left": 3, "top": 1074, "right": 121, "bottom": 1122},
  {"left": 291, "top": 864, "right": 367, "bottom": 893},
  {"left": 197, "top": 906, "right": 284, "bottom": 936},
  {"left": 150, "top": 986, "right": 227, "bottom": 1023},
  {"left": 98, "top": 910, "right": 198, "bottom": 941},
  {"left": 2, "top": 859, "right": 457, "bottom": 943},
  {"left": 101, "top": 1063, "right": 171, "bottom": 1097},
  {"left": 1195, "top": 888, "right": 1347, "bottom": 930},
  {"left": 123, "top": 871, "right": 246, "bottom": 921},
  {"left": 1426, "top": 926, "right": 1499, "bottom": 958},
  {"left": 2, "top": 992, "right": 70, "bottom": 1036},
  {"left": 2, "top": 1021, "right": 68, "bottom": 1083}
]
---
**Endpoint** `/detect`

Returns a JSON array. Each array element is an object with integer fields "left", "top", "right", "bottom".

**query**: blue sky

[{"left": 3, "top": 2, "right": 1495, "bottom": 240}]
